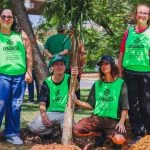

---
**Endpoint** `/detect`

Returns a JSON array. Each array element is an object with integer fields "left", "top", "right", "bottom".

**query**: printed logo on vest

[
  {"left": 104, "top": 89, "right": 110, "bottom": 96},
  {"left": 7, "top": 39, "right": 14, "bottom": 45}
]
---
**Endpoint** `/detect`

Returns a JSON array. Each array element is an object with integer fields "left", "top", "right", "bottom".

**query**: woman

[
  {"left": 0, "top": 9, "right": 32, "bottom": 144},
  {"left": 28, "top": 54, "right": 78, "bottom": 136},
  {"left": 118, "top": 3, "right": 150, "bottom": 145},
  {"left": 73, "top": 55, "right": 129, "bottom": 150}
]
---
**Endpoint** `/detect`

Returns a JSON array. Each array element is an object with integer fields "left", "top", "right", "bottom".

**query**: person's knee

[
  {"left": 28, "top": 120, "right": 43, "bottom": 134},
  {"left": 73, "top": 124, "right": 82, "bottom": 135},
  {"left": 112, "top": 134, "right": 126, "bottom": 145},
  {"left": 73, "top": 126, "right": 78, "bottom": 135},
  {"left": 28, "top": 123, "right": 38, "bottom": 133}
]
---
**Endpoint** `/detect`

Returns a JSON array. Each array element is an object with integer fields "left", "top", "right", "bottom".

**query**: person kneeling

[
  {"left": 73, "top": 55, "right": 129, "bottom": 150},
  {"left": 28, "top": 54, "right": 78, "bottom": 136}
]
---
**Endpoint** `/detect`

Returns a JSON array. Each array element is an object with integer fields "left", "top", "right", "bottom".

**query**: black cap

[
  {"left": 57, "top": 24, "right": 66, "bottom": 32},
  {"left": 97, "top": 55, "right": 115, "bottom": 66}
]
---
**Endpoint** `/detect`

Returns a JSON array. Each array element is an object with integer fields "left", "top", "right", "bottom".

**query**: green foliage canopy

[{"left": 1, "top": 0, "right": 149, "bottom": 68}]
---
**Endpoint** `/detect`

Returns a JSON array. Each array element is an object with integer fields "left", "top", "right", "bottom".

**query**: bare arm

[
  {"left": 44, "top": 49, "right": 69, "bottom": 59},
  {"left": 22, "top": 30, "right": 33, "bottom": 83},
  {"left": 74, "top": 99, "right": 93, "bottom": 110},
  {"left": 39, "top": 102, "right": 52, "bottom": 127},
  {"left": 119, "top": 110, "right": 128, "bottom": 125},
  {"left": 59, "top": 49, "right": 69, "bottom": 56},
  {"left": 44, "top": 49, "right": 53, "bottom": 59},
  {"left": 118, "top": 52, "right": 124, "bottom": 77},
  {"left": 115, "top": 109, "right": 128, "bottom": 133},
  {"left": 118, "top": 30, "right": 128, "bottom": 77}
]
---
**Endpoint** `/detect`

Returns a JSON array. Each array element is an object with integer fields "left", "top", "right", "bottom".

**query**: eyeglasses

[
  {"left": 137, "top": 11, "right": 149, "bottom": 16},
  {"left": 0, "top": 15, "right": 13, "bottom": 20}
]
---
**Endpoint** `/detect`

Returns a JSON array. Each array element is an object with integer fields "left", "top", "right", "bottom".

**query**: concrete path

[{"left": 80, "top": 73, "right": 98, "bottom": 89}]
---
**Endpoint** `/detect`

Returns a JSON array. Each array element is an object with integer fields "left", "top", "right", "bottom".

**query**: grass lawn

[
  {"left": 0, "top": 89, "right": 91, "bottom": 149},
  {"left": 1, "top": 88, "right": 91, "bottom": 130},
  {"left": 0, "top": 88, "right": 133, "bottom": 150},
  {"left": 21, "top": 88, "right": 91, "bottom": 127}
]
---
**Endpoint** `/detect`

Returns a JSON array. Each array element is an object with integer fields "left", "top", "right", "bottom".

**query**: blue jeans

[{"left": 0, "top": 73, "right": 25, "bottom": 137}]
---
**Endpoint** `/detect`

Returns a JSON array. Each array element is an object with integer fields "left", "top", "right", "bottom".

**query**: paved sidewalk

[
  {"left": 80, "top": 73, "right": 98, "bottom": 89},
  {"left": 81, "top": 73, "right": 99, "bottom": 80}
]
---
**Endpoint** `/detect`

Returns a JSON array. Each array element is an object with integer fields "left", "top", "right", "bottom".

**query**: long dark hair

[
  {"left": 99, "top": 62, "right": 119, "bottom": 81},
  {"left": 0, "top": 8, "right": 21, "bottom": 32}
]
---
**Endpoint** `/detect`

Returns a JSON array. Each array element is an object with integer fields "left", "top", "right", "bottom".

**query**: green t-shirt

[
  {"left": 45, "top": 33, "right": 71, "bottom": 69},
  {"left": 123, "top": 26, "right": 150, "bottom": 72},
  {"left": 0, "top": 31, "right": 26, "bottom": 75},
  {"left": 45, "top": 74, "right": 70, "bottom": 112}
]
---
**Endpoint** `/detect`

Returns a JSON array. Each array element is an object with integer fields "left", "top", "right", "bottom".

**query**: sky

[{"left": 28, "top": 15, "right": 45, "bottom": 27}]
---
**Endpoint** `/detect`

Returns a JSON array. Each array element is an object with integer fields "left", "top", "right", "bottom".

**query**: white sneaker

[{"left": 6, "top": 136, "right": 23, "bottom": 145}]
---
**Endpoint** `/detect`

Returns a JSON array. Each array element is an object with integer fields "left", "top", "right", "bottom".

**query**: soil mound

[
  {"left": 30, "top": 144, "right": 81, "bottom": 150},
  {"left": 130, "top": 135, "right": 150, "bottom": 150}
]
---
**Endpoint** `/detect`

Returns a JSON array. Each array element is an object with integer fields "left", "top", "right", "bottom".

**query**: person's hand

[
  {"left": 48, "top": 53, "right": 53, "bottom": 59},
  {"left": 41, "top": 112, "right": 52, "bottom": 127},
  {"left": 71, "top": 66, "right": 78, "bottom": 76},
  {"left": 115, "top": 122, "right": 126, "bottom": 133},
  {"left": 25, "top": 71, "right": 32, "bottom": 83}
]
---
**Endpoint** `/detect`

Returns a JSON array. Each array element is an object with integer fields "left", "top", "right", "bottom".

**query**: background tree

[
  {"left": 1, "top": 0, "right": 147, "bottom": 70},
  {"left": 41, "top": 0, "right": 136, "bottom": 68},
  {"left": 11, "top": 0, "right": 49, "bottom": 90},
  {"left": 0, "top": 0, "right": 147, "bottom": 145}
]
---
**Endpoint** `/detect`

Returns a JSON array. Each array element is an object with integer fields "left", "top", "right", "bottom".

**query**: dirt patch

[
  {"left": 21, "top": 124, "right": 62, "bottom": 145},
  {"left": 2, "top": 126, "right": 150, "bottom": 150},
  {"left": 1, "top": 115, "right": 150, "bottom": 149},
  {"left": 30, "top": 144, "right": 81, "bottom": 150}
]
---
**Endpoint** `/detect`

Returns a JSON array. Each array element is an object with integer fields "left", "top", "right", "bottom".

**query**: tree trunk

[
  {"left": 11, "top": 0, "right": 49, "bottom": 89},
  {"left": 62, "top": 36, "right": 78, "bottom": 144}
]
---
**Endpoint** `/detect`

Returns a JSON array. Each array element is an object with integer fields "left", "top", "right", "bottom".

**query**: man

[
  {"left": 28, "top": 54, "right": 78, "bottom": 135},
  {"left": 44, "top": 24, "right": 71, "bottom": 73}
]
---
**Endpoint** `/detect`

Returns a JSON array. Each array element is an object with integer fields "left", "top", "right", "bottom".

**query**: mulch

[
  {"left": 129, "top": 135, "right": 150, "bottom": 150},
  {"left": 20, "top": 121, "right": 150, "bottom": 150},
  {"left": 1, "top": 119, "right": 150, "bottom": 150}
]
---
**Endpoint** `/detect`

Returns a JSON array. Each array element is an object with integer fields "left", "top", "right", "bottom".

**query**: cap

[
  {"left": 57, "top": 24, "right": 66, "bottom": 32},
  {"left": 97, "top": 55, "right": 115, "bottom": 66},
  {"left": 50, "top": 54, "right": 66, "bottom": 66}
]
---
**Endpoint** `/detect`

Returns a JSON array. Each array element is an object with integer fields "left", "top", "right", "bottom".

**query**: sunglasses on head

[{"left": 1, "top": 15, "right": 13, "bottom": 20}]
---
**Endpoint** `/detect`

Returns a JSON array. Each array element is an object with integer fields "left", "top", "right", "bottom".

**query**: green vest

[
  {"left": 0, "top": 31, "right": 26, "bottom": 75},
  {"left": 45, "top": 74, "right": 69, "bottom": 112},
  {"left": 123, "top": 27, "right": 150, "bottom": 72},
  {"left": 93, "top": 78, "right": 124, "bottom": 119}
]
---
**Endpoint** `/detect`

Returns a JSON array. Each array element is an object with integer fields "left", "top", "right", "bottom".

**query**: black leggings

[{"left": 124, "top": 70, "right": 150, "bottom": 135}]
